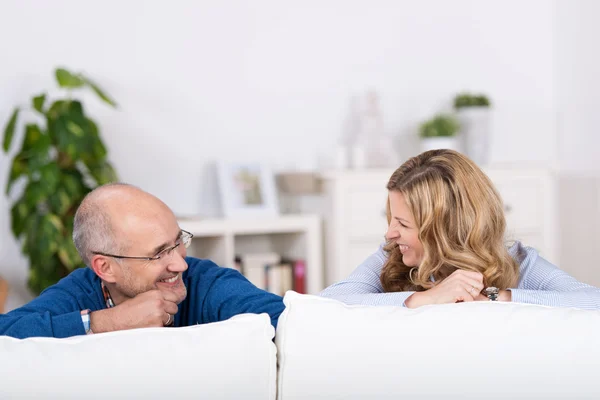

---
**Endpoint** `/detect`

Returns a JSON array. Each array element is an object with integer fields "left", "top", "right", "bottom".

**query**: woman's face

[{"left": 385, "top": 191, "right": 424, "bottom": 267}]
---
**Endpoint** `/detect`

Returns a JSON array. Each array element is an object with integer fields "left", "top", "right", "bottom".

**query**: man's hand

[
  {"left": 405, "top": 270, "right": 485, "bottom": 308},
  {"left": 90, "top": 289, "right": 179, "bottom": 333}
]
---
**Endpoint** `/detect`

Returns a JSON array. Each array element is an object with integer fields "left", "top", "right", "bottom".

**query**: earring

[{"left": 409, "top": 267, "right": 417, "bottom": 283}]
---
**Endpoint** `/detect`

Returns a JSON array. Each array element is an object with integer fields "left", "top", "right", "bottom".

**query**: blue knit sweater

[{"left": 0, "top": 257, "right": 285, "bottom": 339}]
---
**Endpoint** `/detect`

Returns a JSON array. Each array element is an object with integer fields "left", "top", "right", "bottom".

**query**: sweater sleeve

[
  {"left": 319, "top": 245, "right": 414, "bottom": 306},
  {"left": 0, "top": 286, "right": 86, "bottom": 339},
  {"left": 203, "top": 267, "right": 285, "bottom": 328},
  {"left": 510, "top": 244, "right": 600, "bottom": 310}
]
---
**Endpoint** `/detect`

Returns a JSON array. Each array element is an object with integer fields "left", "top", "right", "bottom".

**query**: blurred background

[{"left": 1, "top": 0, "right": 599, "bottom": 312}]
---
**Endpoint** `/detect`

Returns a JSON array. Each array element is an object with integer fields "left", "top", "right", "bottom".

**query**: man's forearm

[
  {"left": 89, "top": 308, "right": 116, "bottom": 334},
  {"left": 0, "top": 311, "right": 85, "bottom": 339}
]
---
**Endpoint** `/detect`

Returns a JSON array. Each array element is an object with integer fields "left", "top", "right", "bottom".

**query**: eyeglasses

[{"left": 91, "top": 230, "right": 194, "bottom": 262}]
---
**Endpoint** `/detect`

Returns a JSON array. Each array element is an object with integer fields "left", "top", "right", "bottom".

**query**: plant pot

[
  {"left": 457, "top": 108, "right": 492, "bottom": 166},
  {"left": 420, "top": 136, "right": 461, "bottom": 153}
]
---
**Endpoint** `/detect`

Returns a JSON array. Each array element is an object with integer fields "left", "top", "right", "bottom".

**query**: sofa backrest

[
  {"left": 275, "top": 292, "right": 600, "bottom": 400},
  {"left": 3, "top": 293, "right": 600, "bottom": 399},
  {"left": 0, "top": 313, "right": 277, "bottom": 400}
]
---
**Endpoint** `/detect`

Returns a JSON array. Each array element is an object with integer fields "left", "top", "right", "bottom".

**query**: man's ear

[{"left": 90, "top": 255, "right": 118, "bottom": 283}]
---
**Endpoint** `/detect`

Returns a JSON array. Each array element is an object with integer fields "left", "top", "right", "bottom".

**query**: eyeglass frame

[{"left": 91, "top": 230, "right": 194, "bottom": 262}]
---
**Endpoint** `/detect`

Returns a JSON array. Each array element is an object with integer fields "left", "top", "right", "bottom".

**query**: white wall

[
  {"left": 0, "top": 0, "right": 559, "bottom": 309},
  {"left": 555, "top": 0, "right": 600, "bottom": 173},
  {"left": 554, "top": 0, "right": 600, "bottom": 286}
]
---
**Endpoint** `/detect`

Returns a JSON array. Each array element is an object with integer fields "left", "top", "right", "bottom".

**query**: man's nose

[{"left": 168, "top": 251, "right": 188, "bottom": 272}]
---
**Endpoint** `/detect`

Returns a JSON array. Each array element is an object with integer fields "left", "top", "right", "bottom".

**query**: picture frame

[{"left": 216, "top": 162, "right": 280, "bottom": 218}]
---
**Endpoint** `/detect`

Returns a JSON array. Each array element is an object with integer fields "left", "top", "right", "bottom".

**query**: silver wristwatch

[{"left": 483, "top": 287, "right": 499, "bottom": 301}]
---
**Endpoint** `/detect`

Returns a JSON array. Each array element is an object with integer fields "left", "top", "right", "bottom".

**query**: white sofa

[{"left": 2, "top": 292, "right": 600, "bottom": 399}]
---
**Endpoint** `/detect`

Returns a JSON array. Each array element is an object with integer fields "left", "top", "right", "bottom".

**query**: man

[{"left": 0, "top": 183, "right": 285, "bottom": 339}]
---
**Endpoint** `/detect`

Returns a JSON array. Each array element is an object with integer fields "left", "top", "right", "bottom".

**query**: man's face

[{"left": 110, "top": 204, "right": 189, "bottom": 305}]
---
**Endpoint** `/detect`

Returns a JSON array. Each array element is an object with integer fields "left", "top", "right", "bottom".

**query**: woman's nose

[{"left": 385, "top": 224, "right": 399, "bottom": 240}]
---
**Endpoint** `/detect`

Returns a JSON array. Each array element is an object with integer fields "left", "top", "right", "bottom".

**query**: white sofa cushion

[
  {"left": 0, "top": 313, "right": 277, "bottom": 400},
  {"left": 276, "top": 291, "right": 600, "bottom": 400}
]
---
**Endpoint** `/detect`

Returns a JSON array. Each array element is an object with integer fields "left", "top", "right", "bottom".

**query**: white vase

[
  {"left": 457, "top": 108, "right": 492, "bottom": 166},
  {"left": 421, "top": 136, "right": 460, "bottom": 153},
  {"left": 350, "top": 91, "right": 399, "bottom": 169}
]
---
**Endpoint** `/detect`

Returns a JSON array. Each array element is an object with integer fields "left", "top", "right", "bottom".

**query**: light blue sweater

[{"left": 320, "top": 242, "right": 600, "bottom": 309}]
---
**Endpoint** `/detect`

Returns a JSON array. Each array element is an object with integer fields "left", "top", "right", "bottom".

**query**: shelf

[
  {"left": 177, "top": 214, "right": 323, "bottom": 295},
  {"left": 178, "top": 214, "right": 321, "bottom": 237}
]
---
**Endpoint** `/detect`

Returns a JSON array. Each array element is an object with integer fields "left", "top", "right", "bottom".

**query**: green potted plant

[
  {"left": 2, "top": 67, "right": 118, "bottom": 295},
  {"left": 419, "top": 113, "right": 461, "bottom": 153},
  {"left": 453, "top": 92, "right": 491, "bottom": 110},
  {"left": 453, "top": 92, "right": 492, "bottom": 165}
]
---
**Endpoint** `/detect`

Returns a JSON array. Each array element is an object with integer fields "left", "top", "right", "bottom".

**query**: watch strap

[{"left": 80, "top": 309, "right": 93, "bottom": 334}]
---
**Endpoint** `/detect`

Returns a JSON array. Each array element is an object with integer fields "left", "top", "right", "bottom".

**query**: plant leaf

[
  {"left": 55, "top": 68, "right": 85, "bottom": 88},
  {"left": 66, "top": 121, "right": 84, "bottom": 137},
  {"left": 32, "top": 94, "right": 46, "bottom": 113},
  {"left": 49, "top": 188, "right": 73, "bottom": 216},
  {"left": 45, "top": 214, "right": 64, "bottom": 233},
  {"left": 2, "top": 108, "right": 20, "bottom": 152},
  {"left": 39, "top": 163, "right": 61, "bottom": 193},
  {"left": 23, "top": 124, "right": 43, "bottom": 147},
  {"left": 10, "top": 200, "right": 30, "bottom": 237},
  {"left": 24, "top": 180, "right": 49, "bottom": 205},
  {"left": 62, "top": 172, "right": 85, "bottom": 198},
  {"left": 46, "top": 100, "right": 69, "bottom": 120},
  {"left": 88, "top": 161, "right": 118, "bottom": 185},
  {"left": 36, "top": 215, "right": 63, "bottom": 264},
  {"left": 58, "top": 236, "right": 82, "bottom": 271},
  {"left": 5, "top": 155, "right": 27, "bottom": 196},
  {"left": 22, "top": 213, "right": 41, "bottom": 262},
  {"left": 21, "top": 124, "right": 51, "bottom": 170},
  {"left": 83, "top": 77, "right": 117, "bottom": 107},
  {"left": 57, "top": 248, "right": 72, "bottom": 269}
]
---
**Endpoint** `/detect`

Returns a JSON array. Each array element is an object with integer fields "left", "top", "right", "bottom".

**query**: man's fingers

[
  {"left": 161, "top": 289, "right": 180, "bottom": 303},
  {"left": 163, "top": 301, "right": 179, "bottom": 316}
]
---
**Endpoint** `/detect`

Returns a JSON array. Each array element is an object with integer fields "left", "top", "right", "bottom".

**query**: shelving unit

[{"left": 178, "top": 214, "right": 323, "bottom": 294}]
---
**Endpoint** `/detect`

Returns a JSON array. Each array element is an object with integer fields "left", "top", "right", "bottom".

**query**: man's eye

[{"left": 155, "top": 249, "right": 168, "bottom": 259}]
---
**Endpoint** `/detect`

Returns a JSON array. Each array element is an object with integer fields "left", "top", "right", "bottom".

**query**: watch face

[{"left": 484, "top": 287, "right": 499, "bottom": 296}]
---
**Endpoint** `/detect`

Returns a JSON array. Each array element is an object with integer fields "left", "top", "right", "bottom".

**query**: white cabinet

[
  {"left": 178, "top": 214, "right": 323, "bottom": 294},
  {"left": 321, "top": 168, "right": 558, "bottom": 286}
]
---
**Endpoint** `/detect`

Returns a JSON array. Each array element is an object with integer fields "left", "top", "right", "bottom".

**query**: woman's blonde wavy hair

[{"left": 380, "top": 149, "right": 520, "bottom": 293}]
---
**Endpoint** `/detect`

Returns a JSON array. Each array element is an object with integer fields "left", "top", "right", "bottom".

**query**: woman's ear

[{"left": 90, "top": 255, "right": 118, "bottom": 283}]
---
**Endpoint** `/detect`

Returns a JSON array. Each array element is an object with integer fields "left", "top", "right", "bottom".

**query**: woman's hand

[{"left": 405, "top": 270, "right": 485, "bottom": 308}]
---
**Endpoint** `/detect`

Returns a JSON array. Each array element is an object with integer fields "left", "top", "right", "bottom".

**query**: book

[
  {"left": 293, "top": 259, "right": 306, "bottom": 294},
  {"left": 240, "top": 252, "right": 281, "bottom": 290}
]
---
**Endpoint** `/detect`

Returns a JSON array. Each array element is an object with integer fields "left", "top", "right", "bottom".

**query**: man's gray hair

[{"left": 73, "top": 183, "right": 134, "bottom": 266}]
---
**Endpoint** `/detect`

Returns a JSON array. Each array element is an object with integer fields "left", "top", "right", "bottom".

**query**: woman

[{"left": 320, "top": 149, "right": 600, "bottom": 309}]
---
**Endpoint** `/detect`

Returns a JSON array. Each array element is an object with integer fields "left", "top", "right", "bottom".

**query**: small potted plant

[
  {"left": 453, "top": 92, "right": 492, "bottom": 165},
  {"left": 419, "top": 113, "right": 461, "bottom": 153},
  {"left": 454, "top": 93, "right": 490, "bottom": 109}
]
